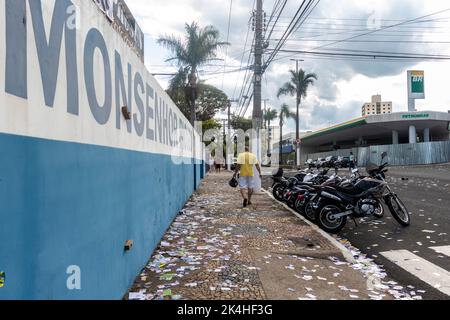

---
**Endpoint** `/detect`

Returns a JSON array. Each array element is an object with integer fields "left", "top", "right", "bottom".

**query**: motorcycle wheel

[
  {"left": 373, "top": 202, "right": 385, "bottom": 218},
  {"left": 386, "top": 195, "right": 411, "bottom": 226},
  {"left": 294, "top": 199, "right": 305, "bottom": 215},
  {"left": 273, "top": 184, "right": 285, "bottom": 202},
  {"left": 315, "top": 203, "right": 347, "bottom": 234},
  {"left": 304, "top": 202, "right": 316, "bottom": 222}
]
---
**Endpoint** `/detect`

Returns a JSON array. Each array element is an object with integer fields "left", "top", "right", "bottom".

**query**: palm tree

[
  {"left": 158, "top": 22, "right": 229, "bottom": 125},
  {"left": 277, "top": 69, "right": 317, "bottom": 165},
  {"left": 264, "top": 108, "right": 278, "bottom": 129},
  {"left": 278, "top": 104, "right": 295, "bottom": 165},
  {"left": 264, "top": 108, "right": 278, "bottom": 156}
]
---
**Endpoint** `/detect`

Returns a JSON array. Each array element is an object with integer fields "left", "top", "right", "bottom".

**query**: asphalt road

[{"left": 262, "top": 164, "right": 450, "bottom": 300}]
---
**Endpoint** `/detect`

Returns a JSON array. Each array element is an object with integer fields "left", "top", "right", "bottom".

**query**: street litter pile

[
  {"left": 127, "top": 193, "right": 266, "bottom": 300},
  {"left": 333, "top": 237, "right": 424, "bottom": 300},
  {"left": 126, "top": 174, "right": 423, "bottom": 301}
]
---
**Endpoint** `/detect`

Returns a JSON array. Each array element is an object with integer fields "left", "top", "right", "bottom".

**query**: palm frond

[
  {"left": 157, "top": 21, "right": 230, "bottom": 84},
  {"left": 277, "top": 83, "right": 296, "bottom": 98}
]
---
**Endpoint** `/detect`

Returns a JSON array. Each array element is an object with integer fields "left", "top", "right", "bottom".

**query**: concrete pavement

[
  {"left": 340, "top": 164, "right": 450, "bottom": 300},
  {"left": 126, "top": 172, "right": 421, "bottom": 300},
  {"left": 262, "top": 163, "right": 450, "bottom": 300}
]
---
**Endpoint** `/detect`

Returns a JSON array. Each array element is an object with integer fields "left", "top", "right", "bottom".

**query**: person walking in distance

[
  {"left": 209, "top": 157, "right": 215, "bottom": 173},
  {"left": 349, "top": 152, "right": 356, "bottom": 172},
  {"left": 214, "top": 157, "right": 222, "bottom": 173},
  {"left": 234, "top": 146, "right": 262, "bottom": 208}
]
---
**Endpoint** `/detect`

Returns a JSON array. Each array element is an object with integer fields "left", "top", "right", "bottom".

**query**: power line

[
  {"left": 270, "top": 8, "right": 450, "bottom": 63},
  {"left": 236, "top": 38, "right": 255, "bottom": 115},
  {"left": 277, "top": 39, "right": 450, "bottom": 44},
  {"left": 221, "top": 0, "right": 234, "bottom": 91},
  {"left": 264, "top": 0, "right": 321, "bottom": 70},
  {"left": 234, "top": 0, "right": 257, "bottom": 116},
  {"left": 232, "top": 17, "right": 253, "bottom": 102},
  {"left": 265, "top": 0, "right": 288, "bottom": 42},
  {"left": 269, "top": 49, "right": 450, "bottom": 61},
  {"left": 306, "top": 8, "right": 450, "bottom": 51}
]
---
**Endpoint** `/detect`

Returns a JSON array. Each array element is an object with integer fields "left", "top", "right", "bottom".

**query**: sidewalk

[{"left": 126, "top": 172, "right": 415, "bottom": 300}]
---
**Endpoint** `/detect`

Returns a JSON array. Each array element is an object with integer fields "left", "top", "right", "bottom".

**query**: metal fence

[{"left": 304, "top": 140, "right": 450, "bottom": 167}]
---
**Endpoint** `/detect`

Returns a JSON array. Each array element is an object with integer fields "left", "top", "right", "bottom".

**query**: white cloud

[{"left": 127, "top": 0, "right": 450, "bottom": 131}]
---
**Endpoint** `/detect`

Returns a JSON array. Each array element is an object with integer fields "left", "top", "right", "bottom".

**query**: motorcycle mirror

[{"left": 381, "top": 152, "right": 388, "bottom": 160}]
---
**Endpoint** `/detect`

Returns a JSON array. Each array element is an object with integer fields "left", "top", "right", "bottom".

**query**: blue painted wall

[{"left": 0, "top": 133, "right": 199, "bottom": 299}]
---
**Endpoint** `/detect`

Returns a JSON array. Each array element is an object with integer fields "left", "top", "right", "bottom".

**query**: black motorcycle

[
  {"left": 279, "top": 169, "right": 332, "bottom": 205},
  {"left": 313, "top": 154, "right": 410, "bottom": 234},
  {"left": 271, "top": 168, "right": 289, "bottom": 202}
]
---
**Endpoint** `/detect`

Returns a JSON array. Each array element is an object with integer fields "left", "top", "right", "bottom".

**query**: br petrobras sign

[
  {"left": 408, "top": 70, "right": 425, "bottom": 99},
  {"left": 1, "top": 0, "right": 198, "bottom": 160},
  {"left": 92, "top": 0, "right": 144, "bottom": 62}
]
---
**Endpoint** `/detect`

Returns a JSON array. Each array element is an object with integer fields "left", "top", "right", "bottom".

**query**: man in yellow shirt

[{"left": 234, "top": 146, "right": 262, "bottom": 208}]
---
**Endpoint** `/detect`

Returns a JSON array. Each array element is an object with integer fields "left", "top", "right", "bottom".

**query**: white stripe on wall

[{"left": 381, "top": 250, "right": 450, "bottom": 296}]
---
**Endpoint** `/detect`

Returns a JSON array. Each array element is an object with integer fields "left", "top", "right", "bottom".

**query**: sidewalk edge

[{"left": 262, "top": 189, "right": 357, "bottom": 264}]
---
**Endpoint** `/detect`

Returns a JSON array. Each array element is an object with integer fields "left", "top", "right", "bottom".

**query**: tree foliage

[
  {"left": 167, "top": 81, "right": 230, "bottom": 122},
  {"left": 158, "top": 22, "right": 229, "bottom": 76},
  {"left": 264, "top": 108, "right": 278, "bottom": 129},
  {"left": 159, "top": 22, "right": 230, "bottom": 123},
  {"left": 202, "top": 119, "right": 222, "bottom": 134},
  {"left": 277, "top": 69, "right": 318, "bottom": 104},
  {"left": 230, "top": 116, "right": 253, "bottom": 132}
]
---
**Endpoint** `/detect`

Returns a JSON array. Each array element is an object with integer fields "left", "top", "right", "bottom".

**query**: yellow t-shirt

[{"left": 237, "top": 152, "right": 258, "bottom": 177}]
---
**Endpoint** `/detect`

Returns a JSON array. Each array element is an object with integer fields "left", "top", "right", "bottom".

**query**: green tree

[
  {"left": 167, "top": 82, "right": 229, "bottom": 122},
  {"left": 230, "top": 116, "right": 253, "bottom": 132},
  {"left": 196, "top": 85, "right": 230, "bottom": 121},
  {"left": 158, "top": 22, "right": 229, "bottom": 125},
  {"left": 277, "top": 69, "right": 317, "bottom": 164},
  {"left": 202, "top": 119, "right": 222, "bottom": 135},
  {"left": 278, "top": 104, "right": 295, "bottom": 164},
  {"left": 264, "top": 108, "right": 278, "bottom": 129}
]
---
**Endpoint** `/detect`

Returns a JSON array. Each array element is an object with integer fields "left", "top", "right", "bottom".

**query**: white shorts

[{"left": 239, "top": 176, "right": 256, "bottom": 189}]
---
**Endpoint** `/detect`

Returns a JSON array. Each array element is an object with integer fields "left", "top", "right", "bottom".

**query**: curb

[{"left": 262, "top": 189, "right": 358, "bottom": 264}]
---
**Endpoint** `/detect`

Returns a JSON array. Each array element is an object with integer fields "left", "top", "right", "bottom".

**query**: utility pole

[
  {"left": 222, "top": 118, "right": 227, "bottom": 169},
  {"left": 291, "top": 58, "right": 304, "bottom": 168},
  {"left": 252, "top": 0, "right": 264, "bottom": 162},
  {"left": 228, "top": 103, "right": 232, "bottom": 171},
  {"left": 262, "top": 98, "right": 269, "bottom": 165},
  {"left": 227, "top": 99, "right": 239, "bottom": 171}
]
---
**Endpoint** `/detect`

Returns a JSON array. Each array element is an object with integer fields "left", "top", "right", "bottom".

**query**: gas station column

[
  {"left": 392, "top": 130, "right": 399, "bottom": 145},
  {"left": 409, "top": 126, "right": 417, "bottom": 144},
  {"left": 424, "top": 128, "right": 430, "bottom": 143}
]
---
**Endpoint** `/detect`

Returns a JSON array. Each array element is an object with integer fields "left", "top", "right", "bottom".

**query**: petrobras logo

[{"left": 402, "top": 114, "right": 430, "bottom": 119}]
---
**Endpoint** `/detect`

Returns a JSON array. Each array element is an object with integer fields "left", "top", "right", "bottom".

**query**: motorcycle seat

[
  {"left": 334, "top": 185, "right": 363, "bottom": 196},
  {"left": 297, "top": 182, "right": 314, "bottom": 187},
  {"left": 322, "top": 185, "right": 361, "bottom": 197}
]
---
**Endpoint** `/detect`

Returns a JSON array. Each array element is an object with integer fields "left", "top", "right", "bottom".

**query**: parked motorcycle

[
  {"left": 313, "top": 153, "right": 410, "bottom": 234},
  {"left": 279, "top": 169, "right": 332, "bottom": 210},
  {"left": 271, "top": 168, "right": 288, "bottom": 202},
  {"left": 272, "top": 167, "right": 330, "bottom": 203},
  {"left": 292, "top": 170, "right": 384, "bottom": 222}
]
